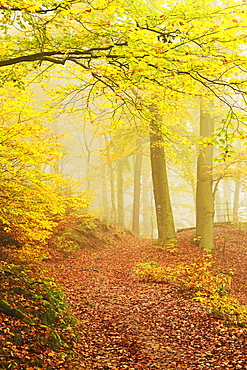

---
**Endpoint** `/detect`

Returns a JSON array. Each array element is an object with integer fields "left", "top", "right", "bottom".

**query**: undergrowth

[
  {"left": 48, "top": 214, "right": 129, "bottom": 257},
  {"left": 48, "top": 214, "right": 106, "bottom": 256},
  {"left": 0, "top": 261, "right": 82, "bottom": 369},
  {"left": 135, "top": 255, "right": 247, "bottom": 327}
]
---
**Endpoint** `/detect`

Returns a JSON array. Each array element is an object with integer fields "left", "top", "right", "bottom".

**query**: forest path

[{"left": 47, "top": 232, "right": 247, "bottom": 369}]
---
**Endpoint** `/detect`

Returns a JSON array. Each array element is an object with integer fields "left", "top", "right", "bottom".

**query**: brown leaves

[{"left": 48, "top": 228, "right": 247, "bottom": 369}]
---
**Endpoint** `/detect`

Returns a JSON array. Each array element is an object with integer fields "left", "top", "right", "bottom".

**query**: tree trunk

[
  {"left": 196, "top": 103, "right": 215, "bottom": 251},
  {"left": 132, "top": 147, "right": 142, "bottom": 236},
  {"left": 214, "top": 187, "right": 223, "bottom": 223},
  {"left": 108, "top": 161, "right": 117, "bottom": 223},
  {"left": 142, "top": 174, "right": 152, "bottom": 238},
  {"left": 150, "top": 121, "right": 176, "bottom": 244},
  {"left": 101, "top": 162, "right": 108, "bottom": 219},
  {"left": 117, "top": 159, "right": 124, "bottom": 226},
  {"left": 223, "top": 180, "right": 232, "bottom": 222},
  {"left": 104, "top": 134, "right": 117, "bottom": 222},
  {"left": 233, "top": 179, "right": 240, "bottom": 223}
]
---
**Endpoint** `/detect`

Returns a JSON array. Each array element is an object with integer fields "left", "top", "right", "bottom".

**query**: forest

[{"left": 0, "top": 0, "right": 247, "bottom": 368}]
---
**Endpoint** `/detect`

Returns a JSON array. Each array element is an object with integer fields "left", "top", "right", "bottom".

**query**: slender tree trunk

[
  {"left": 132, "top": 147, "right": 142, "bottom": 236},
  {"left": 108, "top": 161, "right": 117, "bottom": 223},
  {"left": 150, "top": 188, "right": 155, "bottom": 239},
  {"left": 150, "top": 121, "right": 176, "bottom": 244},
  {"left": 104, "top": 134, "right": 117, "bottom": 222},
  {"left": 101, "top": 162, "right": 108, "bottom": 219},
  {"left": 214, "top": 187, "right": 223, "bottom": 223},
  {"left": 196, "top": 103, "right": 215, "bottom": 251},
  {"left": 117, "top": 159, "right": 124, "bottom": 226},
  {"left": 142, "top": 174, "right": 152, "bottom": 238},
  {"left": 233, "top": 179, "right": 240, "bottom": 223},
  {"left": 223, "top": 180, "right": 232, "bottom": 222}
]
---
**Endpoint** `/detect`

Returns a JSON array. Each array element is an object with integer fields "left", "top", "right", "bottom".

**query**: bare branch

[
  {"left": 0, "top": 0, "right": 77, "bottom": 14},
  {"left": 0, "top": 44, "right": 128, "bottom": 67}
]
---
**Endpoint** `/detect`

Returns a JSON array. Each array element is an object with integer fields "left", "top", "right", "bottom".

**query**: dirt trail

[{"left": 47, "top": 234, "right": 247, "bottom": 370}]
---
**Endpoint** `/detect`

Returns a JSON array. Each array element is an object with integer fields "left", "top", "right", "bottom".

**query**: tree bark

[
  {"left": 223, "top": 180, "right": 232, "bottom": 222},
  {"left": 142, "top": 174, "right": 152, "bottom": 238},
  {"left": 233, "top": 179, "right": 240, "bottom": 223},
  {"left": 108, "top": 161, "right": 117, "bottom": 223},
  {"left": 117, "top": 159, "right": 124, "bottom": 226},
  {"left": 150, "top": 121, "right": 176, "bottom": 244},
  {"left": 214, "top": 187, "right": 223, "bottom": 223},
  {"left": 101, "top": 162, "right": 108, "bottom": 219},
  {"left": 195, "top": 103, "right": 215, "bottom": 251},
  {"left": 132, "top": 147, "right": 142, "bottom": 236}
]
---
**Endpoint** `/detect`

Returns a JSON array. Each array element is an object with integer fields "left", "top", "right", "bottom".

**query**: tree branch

[
  {"left": 0, "top": 44, "right": 128, "bottom": 67},
  {"left": 0, "top": 0, "right": 76, "bottom": 14},
  {"left": 0, "top": 51, "right": 63, "bottom": 67}
]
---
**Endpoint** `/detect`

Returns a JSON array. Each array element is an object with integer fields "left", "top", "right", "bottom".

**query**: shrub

[
  {"left": 134, "top": 261, "right": 166, "bottom": 282},
  {"left": 135, "top": 256, "right": 247, "bottom": 326},
  {"left": 48, "top": 214, "right": 100, "bottom": 256}
]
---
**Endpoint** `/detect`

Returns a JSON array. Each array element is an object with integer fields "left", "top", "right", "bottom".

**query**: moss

[
  {"left": 41, "top": 307, "right": 57, "bottom": 325},
  {"left": 0, "top": 261, "right": 80, "bottom": 369},
  {"left": 13, "top": 333, "right": 24, "bottom": 346},
  {"left": 33, "top": 358, "right": 44, "bottom": 367},
  {"left": 0, "top": 299, "right": 26, "bottom": 320},
  {"left": 47, "top": 330, "right": 62, "bottom": 350}
]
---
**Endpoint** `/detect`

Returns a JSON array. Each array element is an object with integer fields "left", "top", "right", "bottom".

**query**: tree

[
  {"left": 233, "top": 179, "right": 240, "bottom": 223},
  {"left": 142, "top": 170, "right": 154, "bottom": 238},
  {"left": 0, "top": 83, "right": 88, "bottom": 251},
  {"left": 1, "top": 0, "right": 247, "bottom": 108},
  {"left": 132, "top": 140, "right": 143, "bottom": 236},
  {"left": 116, "top": 158, "right": 124, "bottom": 226},
  {"left": 213, "top": 135, "right": 247, "bottom": 223},
  {"left": 195, "top": 102, "right": 215, "bottom": 251},
  {"left": 150, "top": 118, "right": 176, "bottom": 243}
]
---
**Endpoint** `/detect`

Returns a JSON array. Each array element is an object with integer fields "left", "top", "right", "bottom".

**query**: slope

[{"left": 47, "top": 225, "right": 247, "bottom": 369}]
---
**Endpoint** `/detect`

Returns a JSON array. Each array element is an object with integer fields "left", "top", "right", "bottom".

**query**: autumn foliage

[
  {"left": 0, "top": 84, "right": 89, "bottom": 253},
  {"left": 0, "top": 84, "right": 90, "bottom": 368},
  {"left": 135, "top": 255, "right": 247, "bottom": 326}
]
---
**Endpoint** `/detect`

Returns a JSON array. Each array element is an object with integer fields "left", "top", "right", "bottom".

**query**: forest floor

[{"left": 47, "top": 225, "right": 247, "bottom": 370}]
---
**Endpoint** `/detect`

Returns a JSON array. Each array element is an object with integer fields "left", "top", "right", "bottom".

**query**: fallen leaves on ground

[{"left": 47, "top": 225, "right": 247, "bottom": 369}]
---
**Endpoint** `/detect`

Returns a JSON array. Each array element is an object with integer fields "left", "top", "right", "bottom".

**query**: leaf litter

[{"left": 47, "top": 226, "right": 247, "bottom": 369}]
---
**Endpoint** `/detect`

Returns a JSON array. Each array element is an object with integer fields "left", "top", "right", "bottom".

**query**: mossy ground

[{"left": 0, "top": 261, "right": 83, "bottom": 369}]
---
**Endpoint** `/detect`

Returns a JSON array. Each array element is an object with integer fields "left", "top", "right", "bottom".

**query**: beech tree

[
  {"left": 213, "top": 136, "right": 247, "bottom": 223},
  {"left": 150, "top": 119, "right": 176, "bottom": 243},
  {"left": 0, "top": 83, "right": 88, "bottom": 251},
  {"left": 195, "top": 102, "right": 215, "bottom": 251},
  {"left": 132, "top": 140, "right": 143, "bottom": 236}
]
